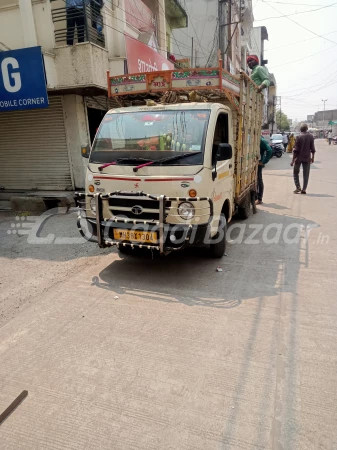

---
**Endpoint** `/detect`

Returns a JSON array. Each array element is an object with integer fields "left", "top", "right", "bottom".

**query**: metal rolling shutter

[
  {"left": 0, "top": 96, "right": 73, "bottom": 190},
  {"left": 85, "top": 95, "right": 122, "bottom": 111},
  {"left": 85, "top": 96, "right": 108, "bottom": 111}
]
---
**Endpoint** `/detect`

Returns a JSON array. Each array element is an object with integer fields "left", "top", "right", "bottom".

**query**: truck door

[{"left": 211, "top": 112, "right": 234, "bottom": 213}]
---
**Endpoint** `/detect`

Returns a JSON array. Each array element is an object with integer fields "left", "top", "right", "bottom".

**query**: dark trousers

[
  {"left": 283, "top": 143, "right": 288, "bottom": 152},
  {"left": 294, "top": 162, "right": 310, "bottom": 191},
  {"left": 329, "top": 138, "right": 332, "bottom": 145},
  {"left": 66, "top": 7, "right": 85, "bottom": 45},
  {"left": 257, "top": 165, "right": 264, "bottom": 201}
]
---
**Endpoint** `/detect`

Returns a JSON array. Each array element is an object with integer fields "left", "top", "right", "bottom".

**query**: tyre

[
  {"left": 276, "top": 151, "right": 283, "bottom": 158},
  {"left": 237, "top": 194, "right": 251, "bottom": 220},
  {"left": 209, "top": 214, "right": 227, "bottom": 258}
]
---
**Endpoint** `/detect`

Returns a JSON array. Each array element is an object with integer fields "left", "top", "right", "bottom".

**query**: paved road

[{"left": 0, "top": 140, "right": 336, "bottom": 449}]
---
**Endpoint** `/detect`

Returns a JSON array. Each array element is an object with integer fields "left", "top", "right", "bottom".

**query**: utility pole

[
  {"left": 191, "top": 37, "right": 194, "bottom": 68},
  {"left": 322, "top": 99, "right": 328, "bottom": 132},
  {"left": 218, "top": 0, "right": 227, "bottom": 68},
  {"left": 271, "top": 95, "right": 276, "bottom": 135},
  {"left": 227, "top": 0, "right": 232, "bottom": 68},
  {"left": 274, "top": 96, "right": 281, "bottom": 132}
]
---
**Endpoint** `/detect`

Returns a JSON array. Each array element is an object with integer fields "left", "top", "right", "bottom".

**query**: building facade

[
  {"left": 0, "top": 0, "right": 187, "bottom": 192},
  {"left": 313, "top": 109, "right": 337, "bottom": 134},
  {"left": 172, "top": 0, "right": 253, "bottom": 73}
]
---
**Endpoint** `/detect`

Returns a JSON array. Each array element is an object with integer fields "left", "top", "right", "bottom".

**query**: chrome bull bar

[{"left": 75, "top": 191, "right": 214, "bottom": 253}]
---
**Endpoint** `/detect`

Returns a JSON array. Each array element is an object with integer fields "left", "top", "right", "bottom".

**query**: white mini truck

[{"left": 76, "top": 60, "right": 263, "bottom": 257}]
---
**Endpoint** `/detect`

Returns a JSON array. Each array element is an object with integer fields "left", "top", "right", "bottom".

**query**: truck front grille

[{"left": 108, "top": 197, "right": 171, "bottom": 221}]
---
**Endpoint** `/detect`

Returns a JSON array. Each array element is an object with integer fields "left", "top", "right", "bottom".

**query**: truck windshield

[{"left": 90, "top": 110, "right": 210, "bottom": 165}]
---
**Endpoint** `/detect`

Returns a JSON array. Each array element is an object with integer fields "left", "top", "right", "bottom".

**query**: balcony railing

[{"left": 51, "top": 0, "right": 105, "bottom": 48}]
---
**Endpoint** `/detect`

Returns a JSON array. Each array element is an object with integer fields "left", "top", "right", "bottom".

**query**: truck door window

[{"left": 212, "top": 113, "right": 229, "bottom": 165}]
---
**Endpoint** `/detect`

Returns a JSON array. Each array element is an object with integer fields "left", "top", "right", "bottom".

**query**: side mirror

[
  {"left": 217, "top": 143, "right": 232, "bottom": 161},
  {"left": 81, "top": 144, "right": 90, "bottom": 159}
]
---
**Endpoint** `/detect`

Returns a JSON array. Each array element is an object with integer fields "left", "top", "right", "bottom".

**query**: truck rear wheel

[
  {"left": 237, "top": 194, "right": 251, "bottom": 220},
  {"left": 210, "top": 214, "right": 227, "bottom": 258}
]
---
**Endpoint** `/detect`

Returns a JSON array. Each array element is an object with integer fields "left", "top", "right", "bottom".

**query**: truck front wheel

[{"left": 209, "top": 214, "right": 227, "bottom": 258}]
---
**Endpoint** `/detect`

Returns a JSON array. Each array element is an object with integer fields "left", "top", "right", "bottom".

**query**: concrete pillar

[
  {"left": 19, "top": 0, "right": 38, "bottom": 47},
  {"left": 62, "top": 95, "right": 90, "bottom": 189},
  {"left": 113, "top": 0, "right": 127, "bottom": 58}
]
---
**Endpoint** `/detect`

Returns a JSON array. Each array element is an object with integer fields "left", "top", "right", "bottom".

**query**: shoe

[
  {"left": 256, "top": 199, "right": 263, "bottom": 205},
  {"left": 301, "top": 190, "right": 307, "bottom": 194},
  {"left": 294, "top": 188, "right": 301, "bottom": 194}
]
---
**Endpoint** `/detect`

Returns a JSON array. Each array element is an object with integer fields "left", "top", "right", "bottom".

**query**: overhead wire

[
  {"left": 284, "top": 76, "right": 337, "bottom": 99},
  {"left": 224, "top": 23, "right": 239, "bottom": 60},
  {"left": 199, "top": 0, "right": 209, "bottom": 44},
  {"left": 262, "top": 0, "right": 337, "bottom": 6},
  {"left": 101, "top": 0, "right": 209, "bottom": 56},
  {"left": 277, "top": 53, "right": 337, "bottom": 93},
  {"left": 174, "top": 2, "right": 209, "bottom": 62},
  {"left": 269, "top": 43, "right": 337, "bottom": 69},
  {"left": 255, "top": 2, "right": 337, "bottom": 22},
  {"left": 260, "top": 0, "right": 337, "bottom": 45},
  {"left": 104, "top": 0, "right": 194, "bottom": 54},
  {"left": 205, "top": 19, "right": 219, "bottom": 67},
  {"left": 264, "top": 29, "right": 337, "bottom": 51},
  {"left": 279, "top": 68, "right": 337, "bottom": 95}
]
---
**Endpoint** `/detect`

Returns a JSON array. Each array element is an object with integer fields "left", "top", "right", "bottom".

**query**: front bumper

[{"left": 75, "top": 191, "right": 214, "bottom": 253}]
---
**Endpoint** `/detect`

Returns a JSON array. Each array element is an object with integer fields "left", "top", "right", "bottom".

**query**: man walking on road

[
  {"left": 282, "top": 132, "right": 288, "bottom": 152},
  {"left": 291, "top": 123, "right": 316, "bottom": 195},
  {"left": 328, "top": 130, "right": 332, "bottom": 145},
  {"left": 256, "top": 136, "right": 273, "bottom": 204}
]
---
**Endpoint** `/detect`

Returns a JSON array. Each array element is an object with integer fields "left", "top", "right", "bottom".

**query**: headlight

[
  {"left": 90, "top": 197, "right": 96, "bottom": 213},
  {"left": 178, "top": 202, "right": 194, "bottom": 220}
]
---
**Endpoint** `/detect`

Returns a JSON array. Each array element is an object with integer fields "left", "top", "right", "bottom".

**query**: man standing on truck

[
  {"left": 247, "top": 55, "right": 270, "bottom": 93},
  {"left": 257, "top": 136, "right": 273, "bottom": 205},
  {"left": 291, "top": 123, "right": 315, "bottom": 194}
]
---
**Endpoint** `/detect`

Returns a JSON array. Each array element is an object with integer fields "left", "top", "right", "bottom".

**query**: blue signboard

[{"left": 0, "top": 46, "right": 48, "bottom": 112}]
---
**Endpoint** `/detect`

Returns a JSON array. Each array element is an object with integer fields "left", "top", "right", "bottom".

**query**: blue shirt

[{"left": 66, "top": 0, "right": 89, "bottom": 8}]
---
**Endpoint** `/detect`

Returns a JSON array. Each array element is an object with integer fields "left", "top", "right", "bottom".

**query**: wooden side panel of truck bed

[{"left": 219, "top": 74, "right": 263, "bottom": 202}]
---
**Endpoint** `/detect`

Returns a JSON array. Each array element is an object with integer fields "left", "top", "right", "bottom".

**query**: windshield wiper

[
  {"left": 133, "top": 152, "right": 201, "bottom": 172},
  {"left": 98, "top": 158, "right": 151, "bottom": 171}
]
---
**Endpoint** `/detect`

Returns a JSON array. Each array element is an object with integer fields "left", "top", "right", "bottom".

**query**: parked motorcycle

[{"left": 271, "top": 143, "right": 283, "bottom": 158}]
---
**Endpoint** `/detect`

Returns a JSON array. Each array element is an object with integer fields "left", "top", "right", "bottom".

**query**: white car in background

[{"left": 271, "top": 134, "right": 285, "bottom": 151}]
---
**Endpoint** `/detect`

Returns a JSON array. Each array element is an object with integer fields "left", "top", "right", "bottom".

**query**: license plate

[{"left": 113, "top": 229, "right": 158, "bottom": 244}]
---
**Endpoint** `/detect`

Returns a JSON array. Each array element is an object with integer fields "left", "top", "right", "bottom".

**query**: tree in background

[{"left": 276, "top": 111, "right": 290, "bottom": 131}]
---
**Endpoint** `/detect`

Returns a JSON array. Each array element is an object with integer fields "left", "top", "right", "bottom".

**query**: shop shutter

[
  {"left": 85, "top": 95, "right": 121, "bottom": 111},
  {"left": 0, "top": 96, "right": 73, "bottom": 190}
]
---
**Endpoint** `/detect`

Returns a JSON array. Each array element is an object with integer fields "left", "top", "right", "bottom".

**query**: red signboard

[{"left": 125, "top": 35, "right": 174, "bottom": 74}]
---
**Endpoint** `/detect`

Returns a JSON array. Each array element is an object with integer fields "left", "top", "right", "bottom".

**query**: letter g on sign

[{"left": 1, "top": 57, "right": 22, "bottom": 93}]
